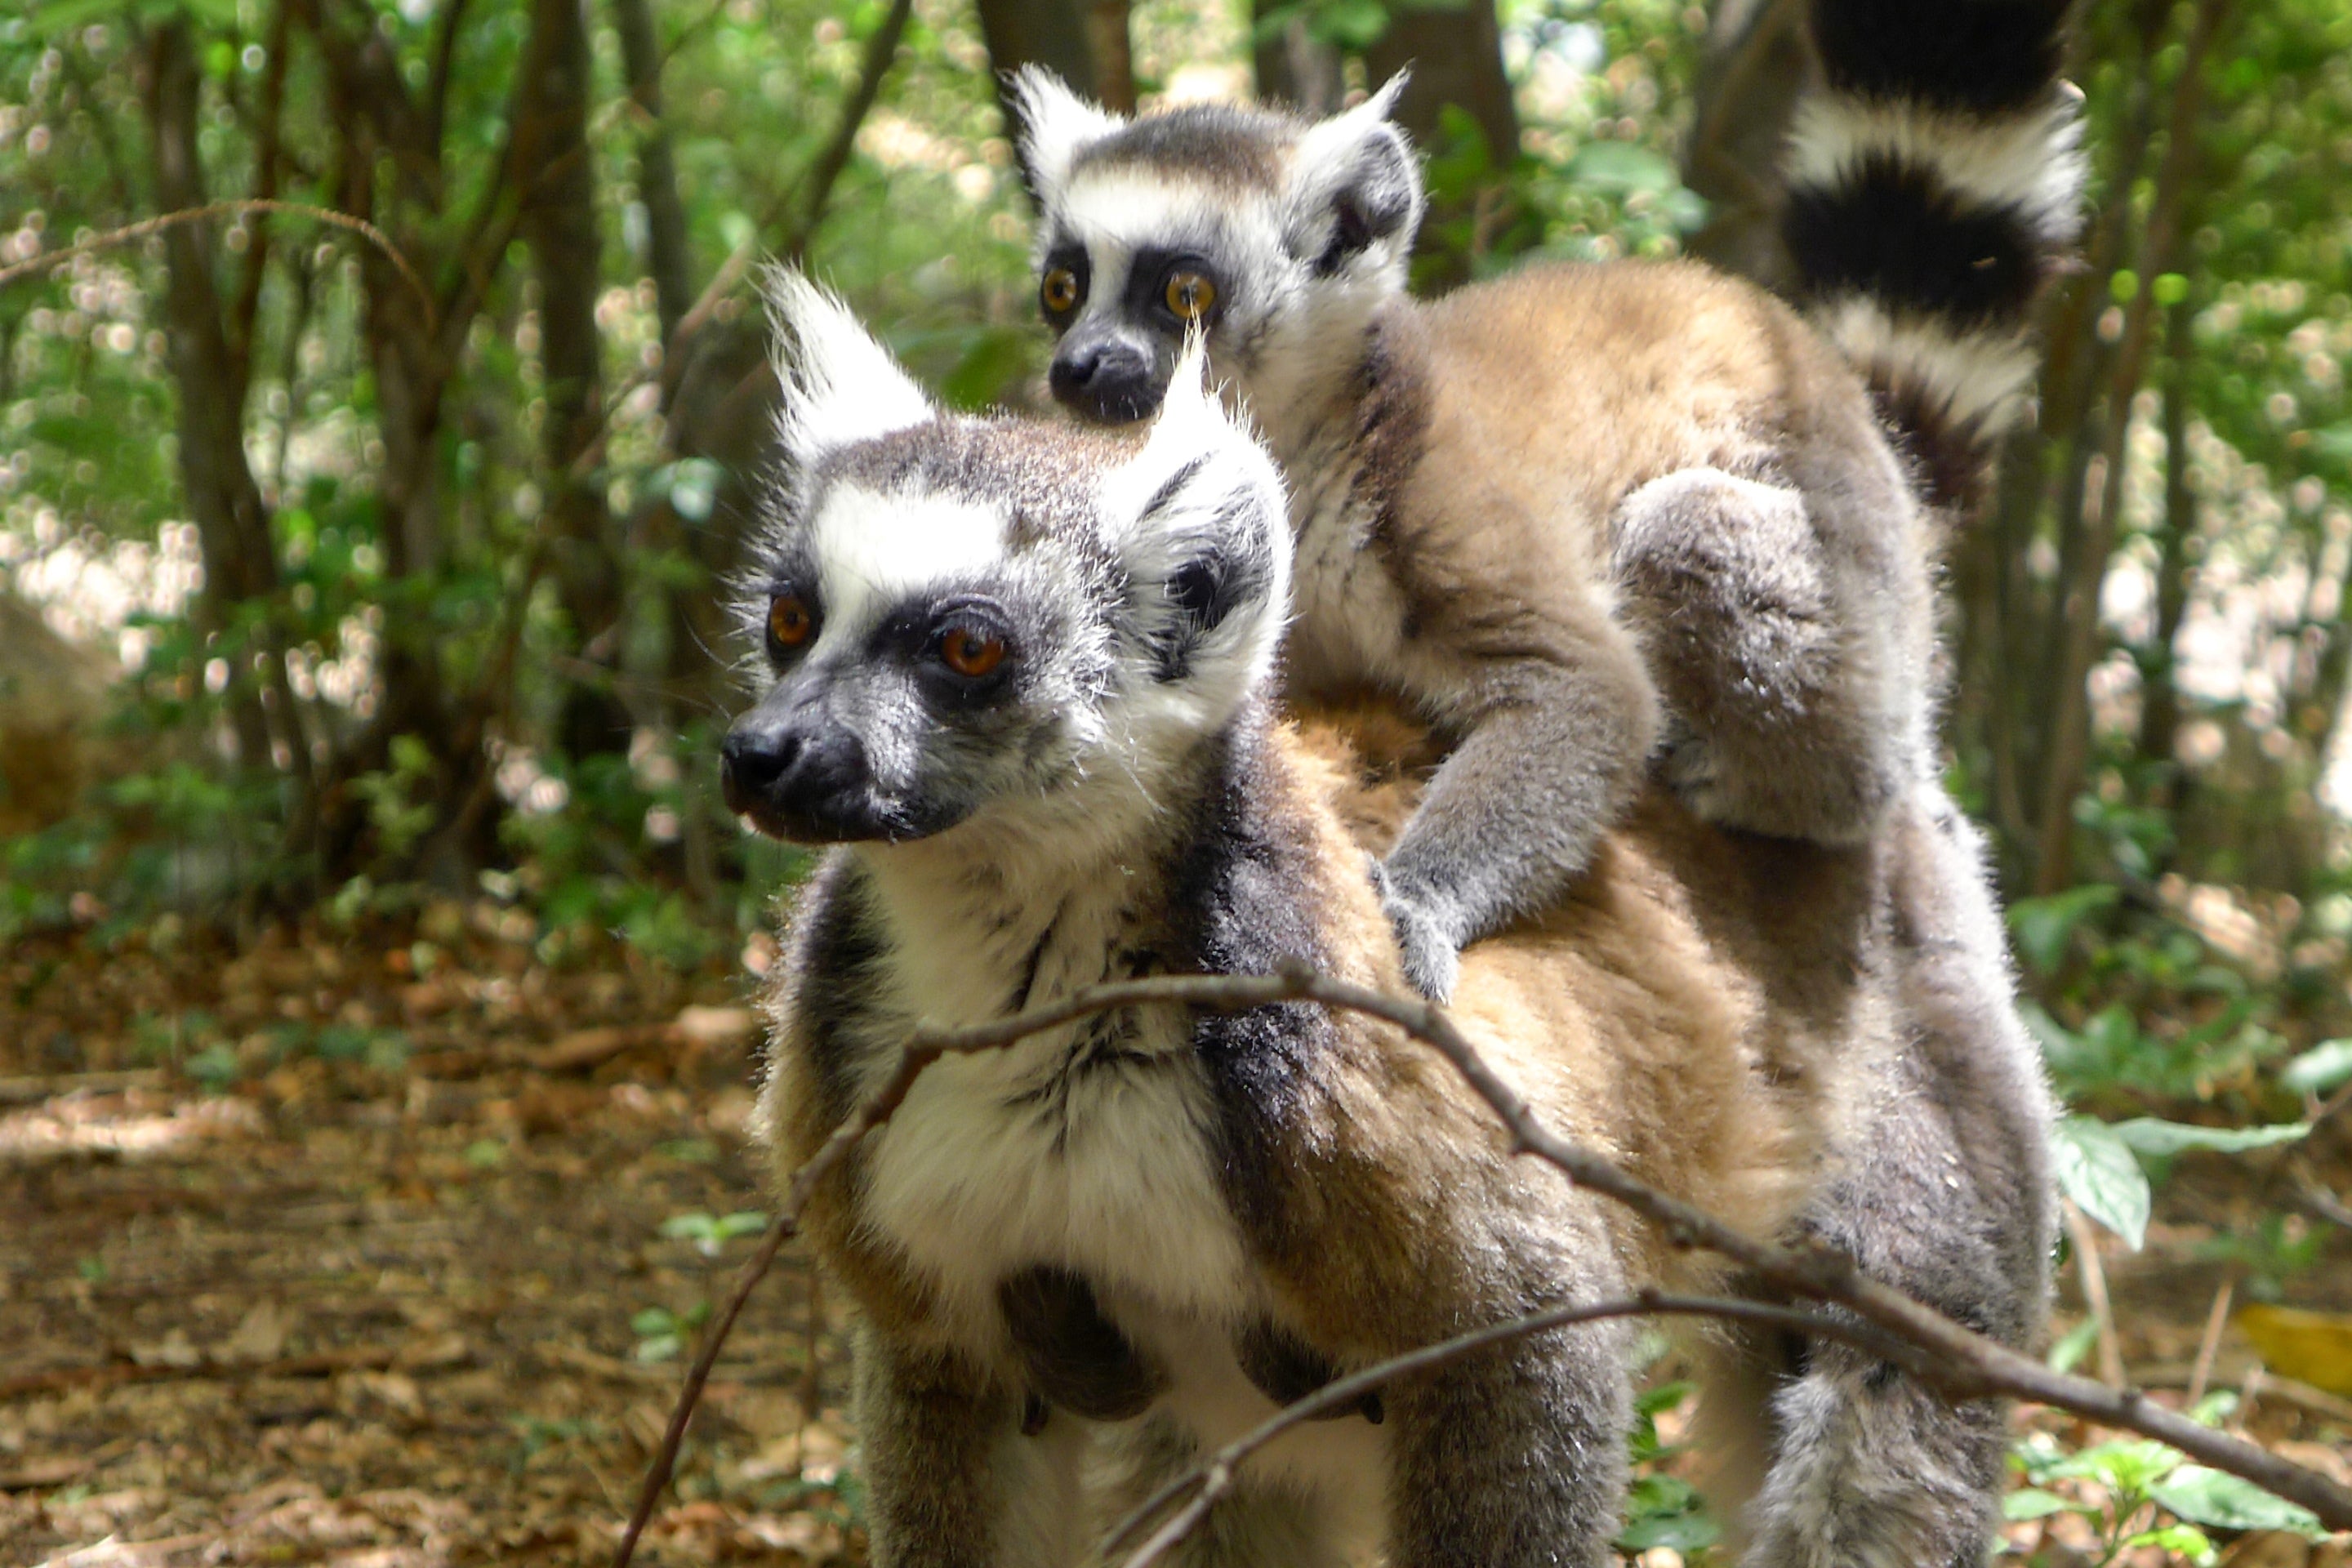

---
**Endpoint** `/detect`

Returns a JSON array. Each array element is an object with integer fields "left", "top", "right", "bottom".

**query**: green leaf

[
  {"left": 2282, "top": 1038, "right": 2352, "bottom": 1096},
  {"left": 2046, "top": 1315, "right": 2100, "bottom": 1374},
  {"left": 1633, "top": 1379, "right": 1694, "bottom": 1418},
  {"left": 2109, "top": 1118, "right": 2309, "bottom": 1156},
  {"left": 2007, "top": 884, "right": 2118, "bottom": 974},
  {"left": 2001, "top": 1488, "right": 2081, "bottom": 1521},
  {"left": 2150, "top": 1467, "right": 2323, "bottom": 1535},
  {"left": 1565, "top": 141, "right": 1679, "bottom": 196},
  {"left": 2047, "top": 1437, "right": 2180, "bottom": 1496},
  {"left": 185, "top": 1041, "right": 242, "bottom": 1089},
  {"left": 1311, "top": 0, "right": 1391, "bottom": 50},
  {"left": 2051, "top": 1116, "right": 2149, "bottom": 1250},
  {"left": 2121, "top": 1523, "right": 2216, "bottom": 1565},
  {"left": 1615, "top": 1509, "right": 1719, "bottom": 1552}
]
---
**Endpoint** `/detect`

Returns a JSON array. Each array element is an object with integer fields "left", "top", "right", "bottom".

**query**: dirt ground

[
  {"left": 5, "top": 910, "right": 2350, "bottom": 1567},
  {"left": 3, "top": 915, "right": 849, "bottom": 1566}
]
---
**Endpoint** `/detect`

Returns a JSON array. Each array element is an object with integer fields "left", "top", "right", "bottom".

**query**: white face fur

[
  {"left": 717, "top": 273, "right": 1294, "bottom": 860},
  {"left": 1013, "top": 69, "right": 1424, "bottom": 436}
]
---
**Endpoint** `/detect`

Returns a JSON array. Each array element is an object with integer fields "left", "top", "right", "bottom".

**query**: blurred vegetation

[{"left": 4, "top": 0, "right": 2352, "bottom": 1553}]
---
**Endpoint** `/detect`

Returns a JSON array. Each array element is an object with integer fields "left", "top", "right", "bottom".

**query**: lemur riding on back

[
  {"left": 1013, "top": 0, "right": 2083, "bottom": 997},
  {"left": 725, "top": 274, "right": 1970, "bottom": 1567}
]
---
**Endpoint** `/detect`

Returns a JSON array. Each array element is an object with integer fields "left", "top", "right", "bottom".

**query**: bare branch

[
  {"left": 1104, "top": 1291, "right": 1909, "bottom": 1567},
  {"left": 604, "top": 965, "right": 2352, "bottom": 1568},
  {"left": 0, "top": 199, "right": 432, "bottom": 327},
  {"left": 779, "top": 0, "right": 916, "bottom": 262}
]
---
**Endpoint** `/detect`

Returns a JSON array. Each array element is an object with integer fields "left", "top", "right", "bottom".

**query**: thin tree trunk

[
  {"left": 520, "top": 0, "right": 630, "bottom": 763},
  {"left": 1251, "top": 0, "right": 1342, "bottom": 114},
  {"left": 2033, "top": 0, "right": 2229, "bottom": 894},
  {"left": 2136, "top": 300, "right": 2195, "bottom": 804},
  {"left": 974, "top": 0, "right": 1112, "bottom": 194},
  {"left": 612, "top": 0, "right": 693, "bottom": 346},
  {"left": 145, "top": 17, "right": 278, "bottom": 774},
  {"left": 1363, "top": 0, "right": 1517, "bottom": 174},
  {"left": 1680, "top": 0, "right": 1811, "bottom": 289},
  {"left": 1364, "top": 0, "right": 1518, "bottom": 290}
]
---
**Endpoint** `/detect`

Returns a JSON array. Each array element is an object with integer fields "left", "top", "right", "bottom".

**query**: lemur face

[
  {"left": 722, "top": 274, "right": 1291, "bottom": 847},
  {"left": 1015, "top": 69, "right": 1423, "bottom": 426}
]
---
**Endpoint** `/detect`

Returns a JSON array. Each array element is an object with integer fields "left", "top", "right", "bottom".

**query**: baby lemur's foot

[
  {"left": 1369, "top": 858, "right": 1460, "bottom": 1002},
  {"left": 1612, "top": 466, "right": 1913, "bottom": 845}
]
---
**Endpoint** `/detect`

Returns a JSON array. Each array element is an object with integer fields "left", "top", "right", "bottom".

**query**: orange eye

[
  {"left": 940, "top": 626, "right": 1006, "bottom": 678},
  {"left": 1164, "top": 270, "right": 1216, "bottom": 321},
  {"left": 768, "top": 594, "right": 814, "bottom": 648},
  {"left": 1041, "top": 267, "right": 1082, "bottom": 314}
]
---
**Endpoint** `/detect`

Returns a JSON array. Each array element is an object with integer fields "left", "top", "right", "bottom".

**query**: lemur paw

[{"left": 1368, "top": 858, "right": 1460, "bottom": 1003}]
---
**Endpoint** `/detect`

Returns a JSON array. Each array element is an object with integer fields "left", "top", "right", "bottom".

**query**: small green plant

[
  {"left": 2007, "top": 1404, "right": 2321, "bottom": 1566},
  {"left": 2050, "top": 1115, "right": 2308, "bottom": 1251},
  {"left": 352, "top": 734, "right": 440, "bottom": 864},
  {"left": 1615, "top": 1379, "right": 1717, "bottom": 1560},
  {"left": 660, "top": 1210, "right": 769, "bottom": 1258},
  {"left": 630, "top": 1302, "right": 710, "bottom": 1363}
]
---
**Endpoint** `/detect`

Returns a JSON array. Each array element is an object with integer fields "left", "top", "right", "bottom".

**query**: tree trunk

[
  {"left": 2032, "top": 0, "right": 2230, "bottom": 894},
  {"left": 520, "top": 0, "right": 630, "bottom": 764},
  {"left": 1362, "top": 1, "right": 1517, "bottom": 172},
  {"left": 1679, "top": 0, "right": 1811, "bottom": 289},
  {"left": 2135, "top": 301, "right": 2195, "bottom": 800},
  {"left": 144, "top": 18, "right": 278, "bottom": 775},
  {"left": 1365, "top": 0, "right": 1517, "bottom": 290},
  {"left": 974, "top": 0, "right": 1129, "bottom": 193},
  {"left": 1250, "top": 0, "right": 1342, "bottom": 114},
  {"left": 611, "top": 0, "right": 693, "bottom": 345}
]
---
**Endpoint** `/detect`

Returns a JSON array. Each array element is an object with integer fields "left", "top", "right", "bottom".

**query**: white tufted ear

[
  {"left": 764, "top": 268, "right": 933, "bottom": 469},
  {"left": 1283, "top": 74, "right": 1423, "bottom": 265},
  {"left": 1102, "top": 337, "right": 1243, "bottom": 531},
  {"left": 1012, "top": 66, "right": 1126, "bottom": 203}
]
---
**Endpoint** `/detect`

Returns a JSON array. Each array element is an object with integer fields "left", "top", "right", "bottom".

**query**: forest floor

[{"left": 4, "top": 909, "right": 2350, "bottom": 1567}]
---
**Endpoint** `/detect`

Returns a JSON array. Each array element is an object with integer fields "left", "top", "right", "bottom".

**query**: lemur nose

[
  {"left": 1049, "top": 343, "right": 1114, "bottom": 395},
  {"left": 1049, "top": 341, "right": 1160, "bottom": 424},
  {"left": 720, "top": 726, "right": 800, "bottom": 804}
]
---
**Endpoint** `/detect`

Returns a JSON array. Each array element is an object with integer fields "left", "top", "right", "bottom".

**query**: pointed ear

[
  {"left": 1283, "top": 74, "right": 1423, "bottom": 273},
  {"left": 763, "top": 268, "right": 933, "bottom": 468},
  {"left": 1102, "top": 337, "right": 1290, "bottom": 688},
  {"left": 1011, "top": 66, "right": 1125, "bottom": 203}
]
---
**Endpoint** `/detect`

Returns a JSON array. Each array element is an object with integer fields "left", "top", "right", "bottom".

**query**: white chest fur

[
  {"left": 848, "top": 853, "right": 1256, "bottom": 1348},
  {"left": 1281, "top": 434, "right": 1412, "bottom": 698}
]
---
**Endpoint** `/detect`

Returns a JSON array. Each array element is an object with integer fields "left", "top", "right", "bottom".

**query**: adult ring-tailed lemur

[{"left": 724, "top": 279, "right": 2056, "bottom": 1566}]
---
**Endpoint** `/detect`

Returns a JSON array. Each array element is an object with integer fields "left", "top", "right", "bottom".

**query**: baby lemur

[
  {"left": 724, "top": 276, "right": 2043, "bottom": 1566},
  {"left": 1013, "top": 0, "right": 2082, "bottom": 997}
]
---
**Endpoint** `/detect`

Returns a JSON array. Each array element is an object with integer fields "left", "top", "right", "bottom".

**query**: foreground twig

[
  {"left": 1266, "top": 963, "right": 2352, "bottom": 1532},
  {"left": 0, "top": 200, "right": 432, "bottom": 324},
  {"left": 1102, "top": 1291, "right": 1908, "bottom": 1568},
  {"left": 605, "top": 972, "right": 1306, "bottom": 1568},
  {"left": 604, "top": 965, "right": 2352, "bottom": 1568}
]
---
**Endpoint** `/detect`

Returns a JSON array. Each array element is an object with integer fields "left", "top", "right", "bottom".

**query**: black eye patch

[
  {"left": 1123, "top": 247, "right": 1225, "bottom": 331},
  {"left": 1040, "top": 240, "right": 1091, "bottom": 327}
]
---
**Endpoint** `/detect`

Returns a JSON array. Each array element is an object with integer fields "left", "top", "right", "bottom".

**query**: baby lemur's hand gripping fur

[
  {"left": 725, "top": 277, "right": 2029, "bottom": 1567},
  {"left": 1013, "top": 0, "right": 2082, "bottom": 999}
]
